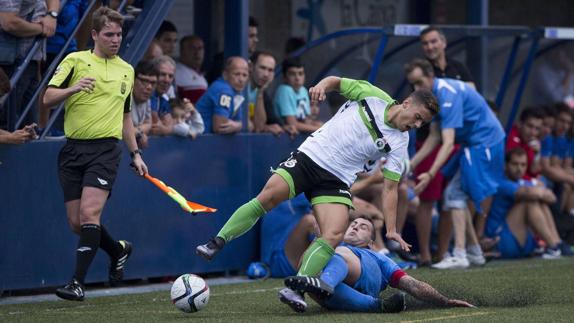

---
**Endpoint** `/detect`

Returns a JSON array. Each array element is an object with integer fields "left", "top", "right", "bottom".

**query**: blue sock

[
  {"left": 322, "top": 283, "right": 381, "bottom": 313},
  {"left": 320, "top": 254, "right": 348, "bottom": 288}
]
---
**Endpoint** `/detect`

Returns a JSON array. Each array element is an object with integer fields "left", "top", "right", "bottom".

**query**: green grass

[{"left": 2, "top": 258, "right": 574, "bottom": 322}]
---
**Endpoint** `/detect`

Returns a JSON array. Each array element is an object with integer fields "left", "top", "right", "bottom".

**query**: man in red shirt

[{"left": 506, "top": 107, "right": 544, "bottom": 179}]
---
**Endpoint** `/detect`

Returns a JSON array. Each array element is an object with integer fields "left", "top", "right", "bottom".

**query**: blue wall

[{"left": 0, "top": 134, "right": 304, "bottom": 291}]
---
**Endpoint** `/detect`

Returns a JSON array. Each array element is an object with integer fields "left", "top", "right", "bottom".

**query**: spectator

[
  {"left": 531, "top": 47, "right": 574, "bottom": 107},
  {"left": 0, "top": 123, "right": 38, "bottom": 144},
  {"left": 415, "top": 26, "right": 476, "bottom": 266},
  {"left": 485, "top": 148, "right": 563, "bottom": 259},
  {"left": 274, "top": 58, "right": 322, "bottom": 133},
  {"left": 154, "top": 20, "right": 177, "bottom": 57},
  {"left": 0, "top": 0, "right": 57, "bottom": 129},
  {"left": 131, "top": 60, "right": 158, "bottom": 149},
  {"left": 175, "top": 35, "right": 207, "bottom": 104},
  {"left": 150, "top": 55, "right": 176, "bottom": 136},
  {"left": 247, "top": 51, "right": 286, "bottom": 135},
  {"left": 406, "top": 58, "right": 504, "bottom": 269},
  {"left": 169, "top": 97, "right": 204, "bottom": 139},
  {"left": 142, "top": 39, "right": 162, "bottom": 61},
  {"left": 539, "top": 104, "right": 574, "bottom": 187},
  {"left": 39, "top": 0, "right": 89, "bottom": 136},
  {"left": 206, "top": 16, "right": 258, "bottom": 84},
  {"left": 506, "top": 107, "right": 545, "bottom": 179},
  {"left": 196, "top": 56, "right": 248, "bottom": 134},
  {"left": 419, "top": 26, "right": 475, "bottom": 88}
]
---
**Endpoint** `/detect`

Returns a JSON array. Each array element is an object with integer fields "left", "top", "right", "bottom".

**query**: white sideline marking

[{"left": 0, "top": 277, "right": 252, "bottom": 306}]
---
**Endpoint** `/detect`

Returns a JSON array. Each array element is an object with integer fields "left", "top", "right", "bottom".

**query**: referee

[{"left": 43, "top": 7, "right": 147, "bottom": 301}]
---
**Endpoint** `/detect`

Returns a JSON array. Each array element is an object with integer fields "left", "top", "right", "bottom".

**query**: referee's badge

[{"left": 121, "top": 81, "right": 126, "bottom": 94}]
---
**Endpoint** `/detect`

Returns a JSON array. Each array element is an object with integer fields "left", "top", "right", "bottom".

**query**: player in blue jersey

[
  {"left": 485, "top": 148, "right": 563, "bottom": 259},
  {"left": 195, "top": 57, "right": 249, "bottom": 134},
  {"left": 406, "top": 59, "right": 505, "bottom": 269},
  {"left": 280, "top": 216, "right": 475, "bottom": 312}
]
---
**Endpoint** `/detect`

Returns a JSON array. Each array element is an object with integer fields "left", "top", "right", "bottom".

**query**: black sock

[
  {"left": 99, "top": 225, "right": 122, "bottom": 259},
  {"left": 73, "top": 224, "right": 101, "bottom": 284}
]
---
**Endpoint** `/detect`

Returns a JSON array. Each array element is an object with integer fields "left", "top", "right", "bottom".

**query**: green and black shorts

[{"left": 274, "top": 151, "right": 353, "bottom": 208}]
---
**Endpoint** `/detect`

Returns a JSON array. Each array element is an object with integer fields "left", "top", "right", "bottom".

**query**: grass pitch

[{"left": 2, "top": 257, "right": 574, "bottom": 322}]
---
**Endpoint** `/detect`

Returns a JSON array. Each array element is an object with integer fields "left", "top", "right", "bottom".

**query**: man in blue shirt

[
  {"left": 486, "top": 148, "right": 563, "bottom": 259},
  {"left": 280, "top": 216, "right": 475, "bottom": 313},
  {"left": 196, "top": 56, "right": 248, "bottom": 134},
  {"left": 406, "top": 59, "right": 505, "bottom": 269}
]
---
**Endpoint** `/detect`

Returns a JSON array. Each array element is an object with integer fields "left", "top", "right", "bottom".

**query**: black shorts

[
  {"left": 274, "top": 151, "right": 353, "bottom": 208},
  {"left": 58, "top": 138, "right": 122, "bottom": 202}
]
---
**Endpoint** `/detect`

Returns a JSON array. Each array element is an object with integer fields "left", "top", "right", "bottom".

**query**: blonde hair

[{"left": 92, "top": 7, "right": 124, "bottom": 33}]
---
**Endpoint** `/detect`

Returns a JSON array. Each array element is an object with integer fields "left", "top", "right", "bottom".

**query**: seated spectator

[
  {"left": 195, "top": 56, "right": 248, "bottom": 134},
  {"left": 484, "top": 148, "right": 564, "bottom": 259},
  {"left": 154, "top": 20, "right": 177, "bottom": 57},
  {"left": 274, "top": 58, "right": 322, "bottom": 133},
  {"left": 260, "top": 194, "right": 315, "bottom": 278},
  {"left": 506, "top": 107, "right": 544, "bottom": 179},
  {"left": 280, "top": 216, "right": 475, "bottom": 313},
  {"left": 169, "top": 98, "right": 204, "bottom": 139},
  {"left": 150, "top": 55, "right": 176, "bottom": 136},
  {"left": 539, "top": 104, "right": 574, "bottom": 187},
  {"left": 247, "top": 51, "right": 289, "bottom": 136},
  {"left": 131, "top": 60, "right": 158, "bottom": 149},
  {"left": 206, "top": 16, "right": 258, "bottom": 84},
  {"left": 175, "top": 35, "right": 207, "bottom": 104},
  {"left": 0, "top": 123, "right": 37, "bottom": 144},
  {"left": 142, "top": 40, "right": 163, "bottom": 61}
]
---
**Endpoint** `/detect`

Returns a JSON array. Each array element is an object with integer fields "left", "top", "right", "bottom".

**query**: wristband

[{"left": 130, "top": 149, "right": 142, "bottom": 159}]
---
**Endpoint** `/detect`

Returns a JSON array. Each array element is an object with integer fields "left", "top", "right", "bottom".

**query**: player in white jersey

[{"left": 196, "top": 76, "right": 439, "bottom": 310}]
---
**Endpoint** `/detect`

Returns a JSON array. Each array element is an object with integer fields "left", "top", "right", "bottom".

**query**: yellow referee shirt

[{"left": 48, "top": 50, "right": 134, "bottom": 140}]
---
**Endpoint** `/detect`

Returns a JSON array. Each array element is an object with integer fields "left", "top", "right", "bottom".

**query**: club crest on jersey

[{"left": 121, "top": 81, "right": 126, "bottom": 94}]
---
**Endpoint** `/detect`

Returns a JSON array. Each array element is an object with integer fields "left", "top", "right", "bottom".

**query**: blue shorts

[
  {"left": 498, "top": 224, "right": 536, "bottom": 259},
  {"left": 269, "top": 249, "right": 297, "bottom": 278},
  {"left": 443, "top": 141, "right": 504, "bottom": 213}
]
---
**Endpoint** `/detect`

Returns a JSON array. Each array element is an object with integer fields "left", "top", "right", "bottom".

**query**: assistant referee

[{"left": 43, "top": 7, "right": 148, "bottom": 301}]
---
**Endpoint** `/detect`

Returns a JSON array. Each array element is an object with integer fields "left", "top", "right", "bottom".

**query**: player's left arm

[
  {"left": 122, "top": 94, "right": 148, "bottom": 176},
  {"left": 397, "top": 275, "right": 475, "bottom": 308}
]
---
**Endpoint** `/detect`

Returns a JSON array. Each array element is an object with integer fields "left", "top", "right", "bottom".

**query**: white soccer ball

[{"left": 170, "top": 274, "right": 210, "bottom": 313}]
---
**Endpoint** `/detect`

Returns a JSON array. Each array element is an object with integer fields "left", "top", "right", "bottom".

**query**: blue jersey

[
  {"left": 196, "top": 78, "right": 244, "bottom": 133},
  {"left": 340, "top": 243, "right": 403, "bottom": 298},
  {"left": 553, "top": 135, "right": 569, "bottom": 159},
  {"left": 150, "top": 91, "right": 171, "bottom": 117},
  {"left": 274, "top": 84, "right": 311, "bottom": 121},
  {"left": 541, "top": 135, "right": 554, "bottom": 158},
  {"left": 433, "top": 78, "right": 504, "bottom": 147},
  {"left": 568, "top": 138, "right": 574, "bottom": 158},
  {"left": 486, "top": 176, "right": 535, "bottom": 237},
  {"left": 46, "top": 0, "right": 89, "bottom": 54}
]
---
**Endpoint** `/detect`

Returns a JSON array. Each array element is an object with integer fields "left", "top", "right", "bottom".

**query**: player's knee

[
  {"left": 79, "top": 205, "right": 102, "bottom": 224},
  {"left": 334, "top": 246, "right": 354, "bottom": 260},
  {"left": 322, "top": 230, "right": 345, "bottom": 247},
  {"left": 67, "top": 218, "right": 81, "bottom": 234}
]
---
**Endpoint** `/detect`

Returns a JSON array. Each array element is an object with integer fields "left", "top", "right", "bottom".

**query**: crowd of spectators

[{"left": 1, "top": 2, "right": 573, "bottom": 270}]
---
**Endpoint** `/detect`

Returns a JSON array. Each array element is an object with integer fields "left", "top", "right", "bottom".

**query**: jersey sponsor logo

[
  {"left": 77, "top": 246, "right": 92, "bottom": 252},
  {"left": 283, "top": 156, "right": 297, "bottom": 168},
  {"left": 97, "top": 177, "right": 108, "bottom": 186},
  {"left": 219, "top": 94, "right": 232, "bottom": 109},
  {"left": 442, "top": 102, "right": 453, "bottom": 108},
  {"left": 436, "top": 79, "right": 457, "bottom": 94},
  {"left": 121, "top": 81, "right": 127, "bottom": 94}
]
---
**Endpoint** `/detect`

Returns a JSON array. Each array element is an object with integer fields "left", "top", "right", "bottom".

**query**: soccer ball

[{"left": 170, "top": 274, "right": 210, "bottom": 313}]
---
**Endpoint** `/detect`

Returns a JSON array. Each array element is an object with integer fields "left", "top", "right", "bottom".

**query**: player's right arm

[
  {"left": 43, "top": 55, "right": 96, "bottom": 107},
  {"left": 397, "top": 275, "right": 475, "bottom": 308}
]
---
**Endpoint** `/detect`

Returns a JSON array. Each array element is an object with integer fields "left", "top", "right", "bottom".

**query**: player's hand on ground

[
  {"left": 414, "top": 172, "right": 433, "bottom": 194},
  {"left": 386, "top": 232, "right": 411, "bottom": 252},
  {"left": 447, "top": 299, "right": 476, "bottom": 308},
  {"left": 131, "top": 155, "right": 148, "bottom": 176},
  {"left": 309, "top": 85, "right": 327, "bottom": 105},
  {"left": 72, "top": 77, "right": 96, "bottom": 94}
]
